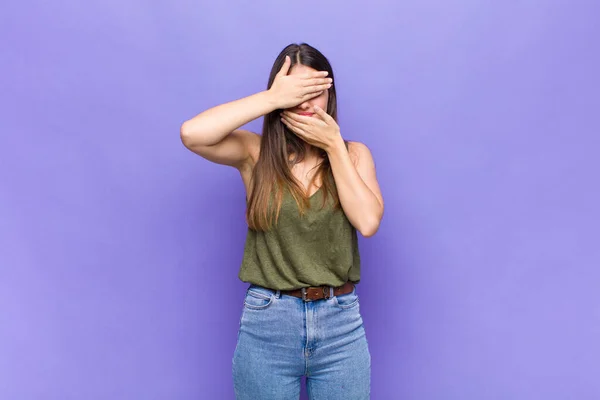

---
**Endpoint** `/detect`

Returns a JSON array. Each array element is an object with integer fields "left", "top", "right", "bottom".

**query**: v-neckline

[{"left": 306, "top": 185, "right": 323, "bottom": 199}]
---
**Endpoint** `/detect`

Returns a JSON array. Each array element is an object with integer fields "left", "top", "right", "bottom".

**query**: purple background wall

[{"left": 1, "top": 0, "right": 599, "bottom": 399}]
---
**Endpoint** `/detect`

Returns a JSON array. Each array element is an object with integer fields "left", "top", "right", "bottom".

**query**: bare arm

[
  {"left": 180, "top": 90, "right": 275, "bottom": 169},
  {"left": 180, "top": 56, "right": 332, "bottom": 170},
  {"left": 327, "top": 139, "right": 384, "bottom": 237},
  {"left": 279, "top": 107, "right": 384, "bottom": 237}
]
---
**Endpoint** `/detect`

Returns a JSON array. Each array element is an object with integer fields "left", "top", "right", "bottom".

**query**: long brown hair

[{"left": 246, "top": 43, "right": 347, "bottom": 231}]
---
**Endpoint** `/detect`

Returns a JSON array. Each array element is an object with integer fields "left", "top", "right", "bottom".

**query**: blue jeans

[{"left": 232, "top": 284, "right": 371, "bottom": 399}]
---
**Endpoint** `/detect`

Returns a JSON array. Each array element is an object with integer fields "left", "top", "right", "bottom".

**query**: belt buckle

[
  {"left": 301, "top": 287, "right": 312, "bottom": 302},
  {"left": 302, "top": 286, "right": 331, "bottom": 302}
]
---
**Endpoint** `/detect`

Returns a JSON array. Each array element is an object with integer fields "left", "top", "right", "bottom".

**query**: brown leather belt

[{"left": 281, "top": 281, "right": 355, "bottom": 302}]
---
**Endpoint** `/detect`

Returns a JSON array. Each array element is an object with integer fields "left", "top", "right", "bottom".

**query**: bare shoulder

[{"left": 346, "top": 140, "right": 375, "bottom": 167}]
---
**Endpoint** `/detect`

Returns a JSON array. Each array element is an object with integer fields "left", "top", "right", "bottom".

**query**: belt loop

[
  {"left": 275, "top": 289, "right": 281, "bottom": 299},
  {"left": 329, "top": 286, "right": 334, "bottom": 299}
]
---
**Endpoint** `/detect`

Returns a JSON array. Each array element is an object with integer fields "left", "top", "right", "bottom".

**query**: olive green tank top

[{"left": 238, "top": 183, "right": 361, "bottom": 291}]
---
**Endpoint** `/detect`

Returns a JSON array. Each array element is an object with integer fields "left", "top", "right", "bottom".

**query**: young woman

[{"left": 180, "top": 43, "right": 384, "bottom": 400}]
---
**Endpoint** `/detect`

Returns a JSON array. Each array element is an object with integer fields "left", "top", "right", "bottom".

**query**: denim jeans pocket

[
  {"left": 333, "top": 288, "right": 359, "bottom": 309},
  {"left": 244, "top": 286, "right": 275, "bottom": 310}
]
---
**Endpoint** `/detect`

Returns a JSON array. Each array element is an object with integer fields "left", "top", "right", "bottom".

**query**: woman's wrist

[
  {"left": 261, "top": 89, "right": 281, "bottom": 112},
  {"left": 325, "top": 133, "right": 345, "bottom": 154}
]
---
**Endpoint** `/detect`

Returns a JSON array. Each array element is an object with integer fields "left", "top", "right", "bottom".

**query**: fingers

[
  {"left": 305, "top": 71, "right": 329, "bottom": 78},
  {"left": 313, "top": 105, "right": 332, "bottom": 122},
  {"left": 276, "top": 55, "right": 291, "bottom": 77},
  {"left": 311, "top": 83, "right": 332, "bottom": 93},
  {"left": 301, "top": 83, "right": 329, "bottom": 98},
  {"left": 300, "top": 81, "right": 331, "bottom": 99},
  {"left": 299, "top": 91, "right": 327, "bottom": 104},
  {"left": 302, "top": 77, "right": 333, "bottom": 87},
  {"left": 282, "top": 111, "right": 310, "bottom": 127},
  {"left": 281, "top": 115, "right": 308, "bottom": 136},
  {"left": 300, "top": 91, "right": 324, "bottom": 102}
]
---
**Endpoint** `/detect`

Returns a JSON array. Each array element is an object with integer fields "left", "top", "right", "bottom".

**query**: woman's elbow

[
  {"left": 359, "top": 217, "right": 381, "bottom": 238},
  {"left": 180, "top": 121, "right": 205, "bottom": 148},
  {"left": 180, "top": 121, "right": 194, "bottom": 145}
]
